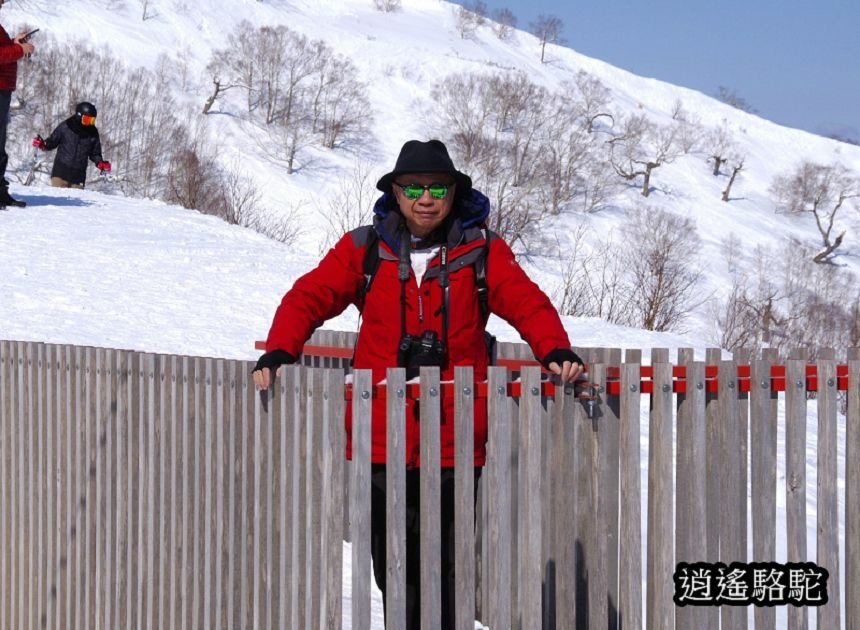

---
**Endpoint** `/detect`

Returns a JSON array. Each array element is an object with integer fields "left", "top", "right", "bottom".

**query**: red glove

[
  {"left": 97, "top": 161, "right": 111, "bottom": 173},
  {"left": 32, "top": 135, "right": 46, "bottom": 150}
]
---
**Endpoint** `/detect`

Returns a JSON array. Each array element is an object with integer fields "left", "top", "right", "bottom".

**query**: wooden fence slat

[
  {"left": 675, "top": 361, "right": 708, "bottom": 630},
  {"left": 113, "top": 351, "right": 130, "bottom": 630},
  {"left": 385, "top": 368, "right": 407, "bottom": 630},
  {"left": 321, "top": 368, "right": 345, "bottom": 629},
  {"left": 0, "top": 342, "right": 9, "bottom": 630},
  {"left": 307, "top": 368, "right": 326, "bottom": 630},
  {"left": 94, "top": 348, "right": 107, "bottom": 630},
  {"left": 704, "top": 347, "right": 722, "bottom": 576},
  {"left": 214, "top": 360, "right": 227, "bottom": 630},
  {"left": 619, "top": 362, "right": 642, "bottom": 630},
  {"left": 252, "top": 361, "right": 265, "bottom": 629},
  {"left": 573, "top": 360, "right": 593, "bottom": 629},
  {"left": 518, "top": 366, "right": 542, "bottom": 630},
  {"left": 785, "top": 359, "right": 809, "bottom": 630},
  {"left": 24, "top": 343, "right": 36, "bottom": 630},
  {"left": 847, "top": 360, "right": 860, "bottom": 629},
  {"left": 236, "top": 360, "right": 251, "bottom": 629},
  {"left": 454, "top": 366, "right": 476, "bottom": 630},
  {"left": 351, "top": 368, "right": 372, "bottom": 630},
  {"left": 487, "top": 366, "right": 512, "bottom": 630},
  {"left": 719, "top": 359, "right": 746, "bottom": 630},
  {"left": 0, "top": 342, "right": 7, "bottom": 630},
  {"left": 817, "top": 360, "right": 840, "bottom": 629},
  {"left": 646, "top": 362, "right": 673, "bottom": 630},
  {"left": 165, "top": 355, "right": 180, "bottom": 630},
  {"left": 190, "top": 357, "right": 204, "bottom": 630},
  {"left": 419, "top": 367, "right": 442, "bottom": 630},
  {"left": 35, "top": 344, "right": 47, "bottom": 630},
  {"left": 750, "top": 358, "right": 777, "bottom": 630},
  {"left": 278, "top": 366, "right": 298, "bottom": 629},
  {"left": 548, "top": 364, "right": 577, "bottom": 629},
  {"left": 73, "top": 346, "right": 86, "bottom": 630}
]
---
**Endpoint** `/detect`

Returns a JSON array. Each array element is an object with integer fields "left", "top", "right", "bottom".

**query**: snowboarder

[{"left": 32, "top": 101, "right": 111, "bottom": 188}]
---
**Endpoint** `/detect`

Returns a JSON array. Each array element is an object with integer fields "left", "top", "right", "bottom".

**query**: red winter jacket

[
  {"left": 264, "top": 190, "right": 571, "bottom": 468},
  {"left": 0, "top": 25, "right": 24, "bottom": 91}
]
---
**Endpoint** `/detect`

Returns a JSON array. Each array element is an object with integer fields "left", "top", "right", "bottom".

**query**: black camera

[{"left": 397, "top": 330, "right": 446, "bottom": 370}]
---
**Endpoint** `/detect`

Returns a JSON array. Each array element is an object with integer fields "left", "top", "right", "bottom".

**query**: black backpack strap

[
  {"left": 475, "top": 229, "right": 490, "bottom": 323},
  {"left": 356, "top": 226, "right": 380, "bottom": 313}
]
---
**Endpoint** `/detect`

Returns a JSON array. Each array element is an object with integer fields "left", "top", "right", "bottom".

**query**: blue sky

[{"left": 454, "top": 0, "right": 859, "bottom": 141}]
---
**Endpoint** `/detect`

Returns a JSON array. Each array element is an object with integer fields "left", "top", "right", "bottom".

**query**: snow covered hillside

[{"left": 3, "top": 0, "right": 860, "bottom": 349}]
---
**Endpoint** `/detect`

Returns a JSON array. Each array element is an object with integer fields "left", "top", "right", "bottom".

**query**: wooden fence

[{"left": 1, "top": 338, "right": 858, "bottom": 629}]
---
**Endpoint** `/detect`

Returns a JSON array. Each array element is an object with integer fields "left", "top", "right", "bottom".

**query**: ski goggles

[
  {"left": 81, "top": 115, "right": 96, "bottom": 126},
  {"left": 393, "top": 182, "right": 452, "bottom": 200}
]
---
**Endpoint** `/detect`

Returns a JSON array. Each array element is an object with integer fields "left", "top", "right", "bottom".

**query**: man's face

[{"left": 392, "top": 172, "right": 455, "bottom": 238}]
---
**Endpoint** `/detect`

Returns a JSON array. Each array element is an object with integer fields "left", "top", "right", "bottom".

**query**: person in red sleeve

[
  {"left": 253, "top": 139, "right": 584, "bottom": 630},
  {"left": 0, "top": 0, "right": 36, "bottom": 208}
]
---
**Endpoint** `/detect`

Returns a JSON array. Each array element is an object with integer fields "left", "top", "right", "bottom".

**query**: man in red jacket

[
  {"left": 253, "top": 139, "right": 583, "bottom": 629},
  {"left": 0, "top": 0, "right": 35, "bottom": 208}
]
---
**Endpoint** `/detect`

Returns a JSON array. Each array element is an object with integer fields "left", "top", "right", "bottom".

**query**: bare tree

[
  {"left": 670, "top": 100, "right": 704, "bottom": 154},
  {"left": 455, "top": 4, "right": 485, "bottom": 38},
  {"left": 309, "top": 54, "right": 372, "bottom": 149},
  {"left": 721, "top": 158, "right": 744, "bottom": 202},
  {"left": 316, "top": 160, "right": 377, "bottom": 253},
  {"left": 714, "top": 85, "right": 757, "bottom": 114},
  {"left": 553, "top": 227, "right": 634, "bottom": 324},
  {"left": 373, "top": 0, "right": 401, "bottom": 11},
  {"left": 247, "top": 202, "right": 306, "bottom": 246},
  {"left": 569, "top": 71, "right": 613, "bottom": 133},
  {"left": 770, "top": 161, "right": 860, "bottom": 263},
  {"left": 608, "top": 114, "right": 681, "bottom": 197},
  {"left": 491, "top": 8, "right": 517, "bottom": 40},
  {"left": 620, "top": 207, "right": 702, "bottom": 331},
  {"left": 704, "top": 120, "right": 737, "bottom": 176},
  {"left": 529, "top": 14, "right": 564, "bottom": 63},
  {"left": 140, "top": 0, "right": 155, "bottom": 20},
  {"left": 217, "top": 167, "right": 263, "bottom": 226}
]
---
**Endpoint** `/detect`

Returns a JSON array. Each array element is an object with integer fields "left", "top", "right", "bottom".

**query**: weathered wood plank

[
  {"left": 351, "top": 369, "right": 372, "bottom": 630},
  {"left": 817, "top": 360, "right": 841, "bottom": 629},
  {"left": 675, "top": 360, "right": 708, "bottom": 630},
  {"left": 321, "top": 368, "right": 345, "bottom": 629},
  {"left": 385, "top": 367, "right": 407, "bottom": 630},
  {"left": 454, "top": 366, "right": 476, "bottom": 630},
  {"left": 846, "top": 360, "right": 860, "bottom": 630},
  {"left": 486, "top": 366, "right": 512, "bottom": 630},
  {"left": 785, "top": 359, "right": 809, "bottom": 630},
  {"left": 518, "top": 366, "right": 542, "bottom": 630},
  {"left": 719, "top": 359, "right": 746, "bottom": 630},
  {"left": 419, "top": 367, "right": 442, "bottom": 630},
  {"left": 646, "top": 362, "right": 673, "bottom": 630},
  {"left": 750, "top": 358, "right": 777, "bottom": 630},
  {"left": 618, "top": 362, "right": 642, "bottom": 630}
]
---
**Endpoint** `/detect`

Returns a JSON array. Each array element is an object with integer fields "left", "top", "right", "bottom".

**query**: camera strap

[
  {"left": 438, "top": 245, "right": 450, "bottom": 355},
  {"left": 398, "top": 235, "right": 411, "bottom": 342}
]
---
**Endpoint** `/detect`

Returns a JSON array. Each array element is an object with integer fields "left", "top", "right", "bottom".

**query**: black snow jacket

[{"left": 43, "top": 116, "right": 104, "bottom": 185}]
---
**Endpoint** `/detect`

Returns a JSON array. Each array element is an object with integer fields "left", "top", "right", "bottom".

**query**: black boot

[{"left": 0, "top": 188, "right": 26, "bottom": 208}]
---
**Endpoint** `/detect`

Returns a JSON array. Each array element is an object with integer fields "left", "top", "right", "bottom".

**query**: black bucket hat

[{"left": 376, "top": 139, "right": 472, "bottom": 196}]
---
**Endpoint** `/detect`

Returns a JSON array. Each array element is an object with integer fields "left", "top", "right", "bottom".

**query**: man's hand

[
  {"left": 15, "top": 40, "right": 35, "bottom": 55},
  {"left": 252, "top": 349, "right": 297, "bottom": 390},
  {"left": 97, "top": 161, "right": 111, "bottom": 173},
  {"left": 542, "top": 348, "right": 586, "bottom": 383},
  {"left": 32, "top": 135, "right": 46, "bottom": 150}
]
